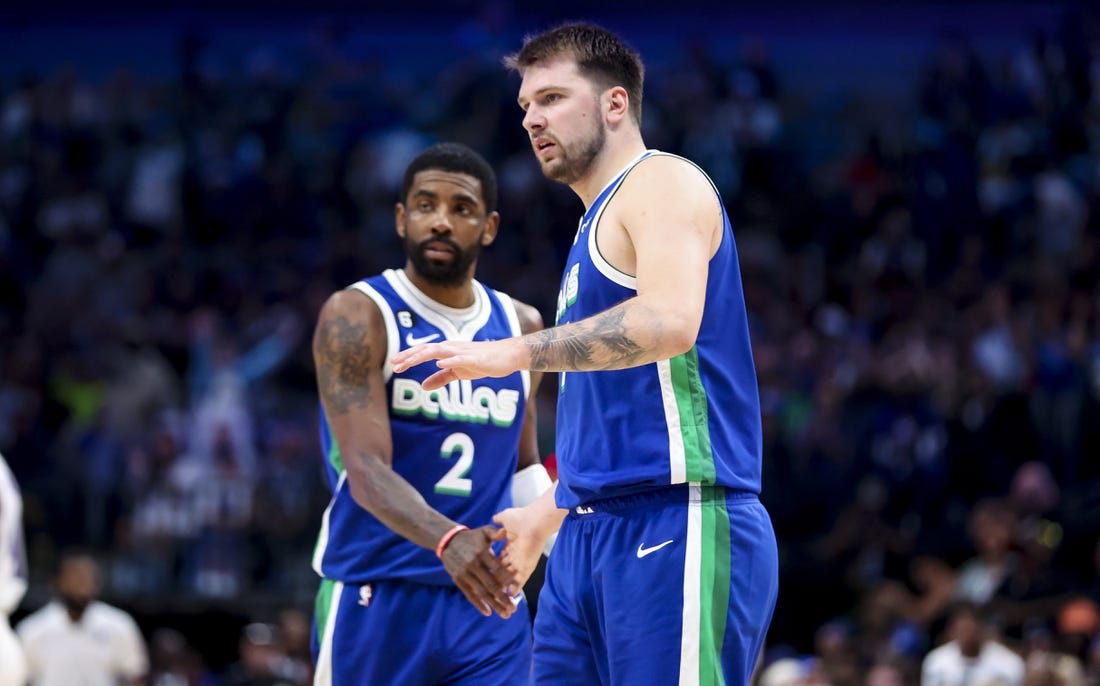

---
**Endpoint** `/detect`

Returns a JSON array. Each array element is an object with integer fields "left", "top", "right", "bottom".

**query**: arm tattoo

[
  {"left": 527, "top": 329, "right": 594, "bottom": 370},
  {"left": 527, "top": 306, "right": 645, "bottom": 372},
  {"left": 315, "top": 315, "right": 373, "bottom": 415}
]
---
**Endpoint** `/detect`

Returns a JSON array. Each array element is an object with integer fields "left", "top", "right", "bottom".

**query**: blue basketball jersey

[
  {"left": 553, "top": 150, "right": 762, "bottom": 509},
  {"left": 312, "top": 268, "right": 530, "bottom": 586}
]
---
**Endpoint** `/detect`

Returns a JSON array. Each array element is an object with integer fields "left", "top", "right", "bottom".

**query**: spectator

[
  {"left": 920, "top": 602, "right": 1025, "bottom": 686},
  {"left": 17, "top": 550, "right": 148, "bottom": 686}
]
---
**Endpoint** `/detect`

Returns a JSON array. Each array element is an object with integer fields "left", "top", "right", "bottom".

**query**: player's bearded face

[
  {"left": 404, "top": 230, "right": 482, "bottom": 287},
  {"left": 540, "top": 103, "right": 606, "bottom": 185}
]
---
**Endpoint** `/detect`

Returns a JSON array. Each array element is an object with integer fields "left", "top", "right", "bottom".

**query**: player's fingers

[
  {"left": 390, "top": 343, "right": 444, "bottom": 372},
  {"left": 454, "top": 578, "right": 492, "bottom": 617},
  {"left": 498, "top": 553, "right": 532, "bottom": 595},
  {"left": 477, "top": 553, "right": 516, "bottom": 597},
  {"left": 482, "top": 550, "right": 515, "bottom": 588},
  {"left": 470, "top": 560, "right": 515, "bottom": 616},
  {"left": 433, "top": 354, "right": 472, "bottom": 370},
  {"left": 420, "top": 368, "right": 457, "bottom": 390},
  {"left": 487, "top": 526, "right": 507, "bottom": 542}
]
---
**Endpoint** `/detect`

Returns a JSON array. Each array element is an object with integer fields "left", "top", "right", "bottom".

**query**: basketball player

[
  {"left": 0, "top": 452, "right": 27, "bottom": 686},
  {"left": 310, "top": 142, "right": 549, "bottom": 685},
  {"left": 392, "top": 24, "right": 779, "bottom": 685}
]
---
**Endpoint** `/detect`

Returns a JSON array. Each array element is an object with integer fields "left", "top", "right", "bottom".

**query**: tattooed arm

[
  {"left": 313, "top": 290, "right": 516, "bottom": 617},
  {"left": 392, "top": 155, "right": 719, "bottom": 386},
  {"left": 527, "top": 155, "right": 718, "bottom": 371}
]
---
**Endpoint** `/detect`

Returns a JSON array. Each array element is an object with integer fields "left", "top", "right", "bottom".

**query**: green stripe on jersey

[
  {"left": 669, "top": 348, "right": 716, "bottom": 484},
  {"left": 324, "top": 418, "right": 345, "bottom": 474},
  {"left": 697, "top": 486, "right": 732, "bottom": 685},
  {"left": 314, "top": 578, "right": 336, "bottom": 640}
]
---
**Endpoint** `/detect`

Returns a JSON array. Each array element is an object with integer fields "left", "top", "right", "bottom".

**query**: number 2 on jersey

[{"left": 434, "top": 432, "right": 473, "bottom": 496}]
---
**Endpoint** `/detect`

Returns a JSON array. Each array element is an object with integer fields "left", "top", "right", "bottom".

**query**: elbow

[
  {"left": 347, "top": 477, "right": 376, "bottom": 512},
  {"left": 667, "top": 330, "right": 696, "bottom": 358},
  {"left": 664, "top": 311, "right": 701, "bottom": 358},
  {"left": 345, "top": 456, "right": 386, "bottom": 514}
]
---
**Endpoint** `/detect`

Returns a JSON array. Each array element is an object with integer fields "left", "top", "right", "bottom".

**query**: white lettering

[
  {"left": 556, "top": 263, "right": 580, "bottom": 324},
  {"left": 390, "top": 379, "right": 519, "bottom": 426}
]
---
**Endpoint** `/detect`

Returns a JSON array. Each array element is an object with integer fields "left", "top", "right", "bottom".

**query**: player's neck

[
  {"left": 403, "top": 266, "right": 477, "bottom": 309},
  {"left": 571, "top": 133, "right": 647, "bottom": 209}
]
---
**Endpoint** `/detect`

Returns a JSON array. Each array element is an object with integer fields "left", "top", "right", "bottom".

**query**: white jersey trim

[
  {"left": 587, "top": 150, "right": 727, "bottom": 292},
  {"left": 657, "top": 359, "right": 688, "bottom": 484},
  {"left": 585, "top": 149, "right": 654, "bottom": 290},
  {"left": 678, "top": 483, "right": 703, "bottom": 686},
  {"left": 311, "top": 472, "right": 347, "bottom": 576},
  {"left": 312, "top": 580, "right": 343, "bottom": 686},
  {"left": 384, "top": 269, "right": 492, "bottom": 342}
]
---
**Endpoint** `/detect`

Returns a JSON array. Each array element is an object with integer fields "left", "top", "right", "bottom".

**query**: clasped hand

[{"left": 441, "top": 509, "right": 548, "bottom": 619}]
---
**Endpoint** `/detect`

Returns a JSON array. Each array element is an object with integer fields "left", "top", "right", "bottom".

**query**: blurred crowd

[{"left": 2, "top": 4, "right": 1100, "bottom": 684}]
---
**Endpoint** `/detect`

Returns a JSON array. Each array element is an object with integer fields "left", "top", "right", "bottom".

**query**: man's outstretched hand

[{"left": 391, "top": 339, "right": 525, "bottom": 390}]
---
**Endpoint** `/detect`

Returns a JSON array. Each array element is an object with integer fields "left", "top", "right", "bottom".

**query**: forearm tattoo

[
  {"left": 315, "top": 315, "right": 372, "bottom": 415},
  {"left": 527, "top": 306, "right": 645, "bottom": 372}
]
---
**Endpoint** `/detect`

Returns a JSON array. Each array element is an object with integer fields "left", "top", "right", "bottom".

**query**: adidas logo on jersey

[{"left": 391, "top": 378, "right": 520, "bottom": 427}]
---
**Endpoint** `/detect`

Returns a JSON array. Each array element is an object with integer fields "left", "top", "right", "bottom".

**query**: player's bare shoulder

[
  {"left": 616, "top": 154, "right": 723, "bottom": 252},
  {"left": 314, "top": 288, "right": 388, "bottom": 352},
  {"left": 312, "top": 287, "right": 389, "bottom": 414},
  {"left": 626, "top": 154, "right": 720, "bottom": 212}
]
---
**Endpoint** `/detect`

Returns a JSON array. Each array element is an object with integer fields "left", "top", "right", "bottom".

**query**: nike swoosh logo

[
  {"left": 405, "top": 332, "right": 440, "bottom": 346},
  {"left": 636, "top": 540, "right": 674, "bottom": 558}
]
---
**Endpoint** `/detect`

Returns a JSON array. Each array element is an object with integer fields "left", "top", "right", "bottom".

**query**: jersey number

[{"left": 434, "top": 432, "right": 473, "bottom": 497}]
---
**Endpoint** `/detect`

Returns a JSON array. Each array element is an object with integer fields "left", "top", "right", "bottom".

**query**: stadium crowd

[{"left": 2, "top": 4, "right": 1100, "bottom": 684}]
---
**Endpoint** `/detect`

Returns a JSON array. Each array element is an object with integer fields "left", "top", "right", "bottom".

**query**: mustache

[{"left": 419, "top": 236, "right": 461, "bottom": 253}]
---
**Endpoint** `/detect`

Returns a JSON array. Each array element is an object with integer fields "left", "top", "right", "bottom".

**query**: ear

[
  {"left": 605, "top": 86, "right": 630, "bottom": 126},
  {"left": 480, "top": 211, "right": 500, "bottom": 246},
  {"left": 394, "top": 203, "right": 406, "bottom": 237}
]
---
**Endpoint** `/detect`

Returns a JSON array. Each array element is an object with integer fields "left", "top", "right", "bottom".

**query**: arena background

[{"left": 2, "top": 0, "right": 1100, "bottom": 683}]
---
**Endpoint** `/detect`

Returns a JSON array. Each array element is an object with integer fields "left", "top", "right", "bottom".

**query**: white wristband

[
  {"left": 511, "top": 463, "right": 552, "bottom": 508},
  {"left": 541, "top": 531, "right": 558, "bottom": 558}
]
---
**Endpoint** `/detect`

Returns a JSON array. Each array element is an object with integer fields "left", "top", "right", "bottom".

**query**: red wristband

[{"left": 435, "top": 524, "right": 469, "bottom": 559}]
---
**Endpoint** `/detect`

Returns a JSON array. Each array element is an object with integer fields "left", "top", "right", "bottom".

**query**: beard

[
  {"left": 60, "top": 593, "right": 92, "bottom": 619},
  {"left": 540, "top": 118, "right": 606, "bottom": 185},
  {"left": 404, "top": 232, "right": 480, "bottom": 287}
]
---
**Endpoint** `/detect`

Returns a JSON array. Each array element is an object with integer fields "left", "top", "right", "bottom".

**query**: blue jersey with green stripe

[
  {"left": 312, "top": 269, "right": 530, "bottom": 586},
  {"left": 552, "top": 150, "right": 762, "bottom": 509}
]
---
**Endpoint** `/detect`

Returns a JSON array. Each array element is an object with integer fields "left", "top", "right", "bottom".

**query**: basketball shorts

[
  {"left": 533, "top": 484, "right": 778, "bottom": 685},
  {"left": 312, "top": 577, "right": 532, "bottom": 685}
]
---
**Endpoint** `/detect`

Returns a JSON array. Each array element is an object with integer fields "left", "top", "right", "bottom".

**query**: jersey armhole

[{"left": 347, "top": 281, "right": 399, "bottom": 382}]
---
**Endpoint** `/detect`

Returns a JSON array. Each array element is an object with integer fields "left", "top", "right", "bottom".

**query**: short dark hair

[
  {"left": 400, "top": 142, "right": 498, "bottom": 214},
  {"left": 504, "top": 23, "right": 645, "bottom": 125}
]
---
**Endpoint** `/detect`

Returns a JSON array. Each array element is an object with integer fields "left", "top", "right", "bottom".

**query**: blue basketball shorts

[
  {"left": 312, "top": 577, "right": 532, "bottom": 685},
  {"left": 533, "top": 485, "right": 778, "bottom": 686}
]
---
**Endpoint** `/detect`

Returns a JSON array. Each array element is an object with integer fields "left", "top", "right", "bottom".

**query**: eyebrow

[
  {"left": 517, "top": 85, "right": 566, "bottom": 107},
  {"left": 412, "top": 189, "right": 481, "bottom": 206}
]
